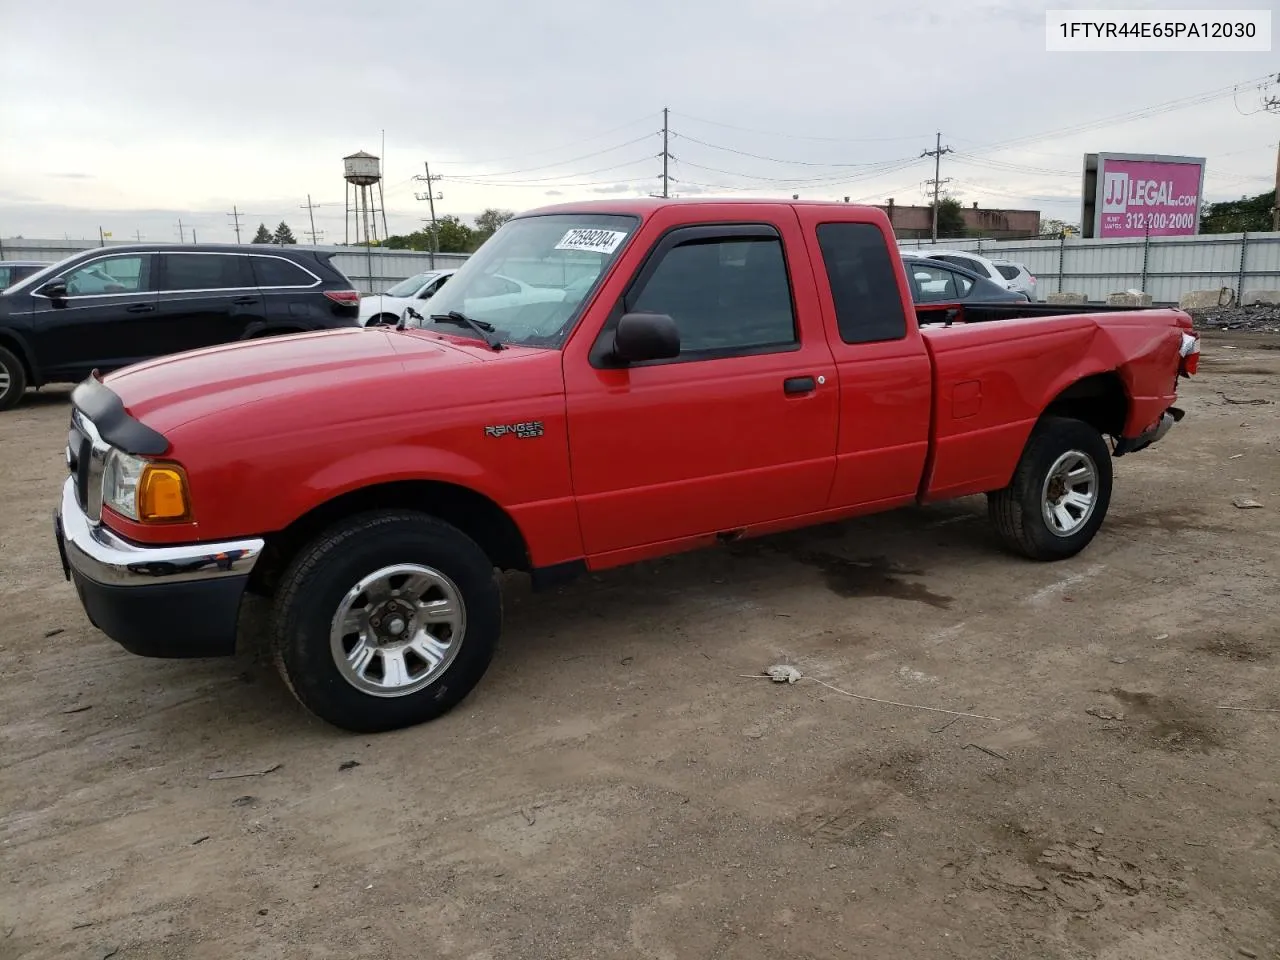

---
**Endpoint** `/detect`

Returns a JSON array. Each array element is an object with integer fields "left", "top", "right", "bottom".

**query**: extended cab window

[
  {"left": 251, "top": 256, "right": 316, "bottom": 288},
  {"left": 161, "top": 254, "right": 253, "bottom": 291},
  {"left": 815, "top": 223, "right": 907, "bottom": 343},
  {"left": 630, "top": 234, "right": 796, "bottom": 355}
]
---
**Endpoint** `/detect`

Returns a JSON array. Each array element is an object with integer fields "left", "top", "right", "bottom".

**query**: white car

[
  {"left": 990, "top": 258, "right": 1038, "bottom": 301},
  {"left": 358, "top": 269, "right": 456, "bottom": 326},
  {"left": 901, "top": 248, "right": 1013, "bottom": 291}
]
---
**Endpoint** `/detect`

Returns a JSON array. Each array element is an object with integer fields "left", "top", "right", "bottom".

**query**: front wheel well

[
  {"left": 0, "top": 333, "right": 35, "bottom": 384},
  {"left": 1041, "top": 372, "right": 1128, "bottom": 439},
  {"left": 248, "top": 480, "right": 530, "bottom": 597}
]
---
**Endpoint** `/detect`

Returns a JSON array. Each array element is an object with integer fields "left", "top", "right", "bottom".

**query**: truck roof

[{"left": 520, "top": 197, "right": 886, "bottom": 218}]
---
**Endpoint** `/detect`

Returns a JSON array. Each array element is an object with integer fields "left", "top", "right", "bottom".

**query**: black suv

[{"left": 0, "top": 245, "right": 362, "bottom": 410}]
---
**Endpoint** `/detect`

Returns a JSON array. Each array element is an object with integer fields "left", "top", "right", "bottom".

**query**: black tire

[
  {"left": 987, "top": 416, "right": 1113, "bottom": 561},
  {"left": 269, "top": 510, "right": 502, "bottom": 732},
  {"left": 366, "top": 313, "right": 398, "bottom": 327},
  {"left": 0, "top": 345, "right": 28, "bottom": 411}
]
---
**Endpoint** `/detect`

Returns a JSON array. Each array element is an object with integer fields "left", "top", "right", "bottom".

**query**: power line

[
  {"left": 432, "top": 113, "right": 660, "bottom": 167},
  {"left": 675, "top": 132, "right": 910, "bottom": 168},
  {"left": 670, "top": 110, "right": 929, "bottom": 144},
  {"left": 443, "top": 157, "right": 657, "bottom": 186},
  {"left": 448, "top": 132, "right": 658, "bottom": 179}
]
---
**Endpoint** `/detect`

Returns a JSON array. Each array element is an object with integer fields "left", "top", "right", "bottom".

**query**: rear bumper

[
  {"left": 1114, "top": 406, "right": 1184, "bottom": 457},
  {"left": 54, "top": 477, "right": 265, "bottom": 658}
]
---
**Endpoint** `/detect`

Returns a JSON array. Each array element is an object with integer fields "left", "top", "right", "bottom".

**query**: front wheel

[
  {"left": 987, "top": 416, "right": 1113, "bottom": 561},
  {"left": 270, "top": 511, "right": 502, "bottom": 732},
  {"left": 0, "top": 345, "right": 28, "bottom": 411}
]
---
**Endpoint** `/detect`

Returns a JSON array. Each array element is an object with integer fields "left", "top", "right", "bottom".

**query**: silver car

[{"left": 991, "top": 259, "right": 1038, "bottom": 301}]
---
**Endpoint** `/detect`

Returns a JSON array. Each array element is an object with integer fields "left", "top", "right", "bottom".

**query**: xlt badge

[{"left": 485, "top": 421, "right": 544, "bottom": 439}]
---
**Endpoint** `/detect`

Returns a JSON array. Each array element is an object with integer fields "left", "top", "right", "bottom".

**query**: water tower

[{"left": 344, "top": 150, "right": 389, "bottom": 246}]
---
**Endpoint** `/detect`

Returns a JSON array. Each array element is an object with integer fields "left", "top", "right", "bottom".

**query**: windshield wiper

[{"left": 430, "top": 311, "right": 504, "bottom": 351}]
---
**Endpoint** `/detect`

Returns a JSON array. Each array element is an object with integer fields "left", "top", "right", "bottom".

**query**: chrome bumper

[{"left": 56, "top": 476, "right": 265, "bottom": 587}]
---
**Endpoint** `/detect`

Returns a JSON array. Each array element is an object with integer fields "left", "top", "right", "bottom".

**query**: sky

[{"left": 1, "top": 0, "right": 1277, "bottom": 244}]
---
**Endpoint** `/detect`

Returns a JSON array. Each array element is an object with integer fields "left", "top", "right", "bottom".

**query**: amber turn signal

[{"left": 138, "top": 464, "right": 192, "bottom": 522}]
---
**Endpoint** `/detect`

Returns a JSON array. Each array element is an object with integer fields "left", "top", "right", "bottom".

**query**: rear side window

[
  {"left": 250, "top": 255, "right": 317, "bottom": 288},
  {"left": 815, "top": 223, "right": 907, "bottom": 344},
  {"left": 161, "top": 254, "right": 253, "bottom": 291},
  {"left": 995, "top": 264, "right": 1020, "bottom": 281}
]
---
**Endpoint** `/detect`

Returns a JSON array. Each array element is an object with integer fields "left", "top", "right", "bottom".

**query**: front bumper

[
  {"left": 54, "top": 477, "right": 266, "bottom": 658},
  {"left": 1114, "top": 406, "right": 1184, "bottom": 457}
]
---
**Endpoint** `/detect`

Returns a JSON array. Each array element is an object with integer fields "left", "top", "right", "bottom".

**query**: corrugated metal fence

[
  {"left": 898, "top": 231, "right": 1280, "bottom": 304},
  {"left": 0, "top": 238, "right": 467, "bottom": 295},
  {"left": 8, "top": 231, "right": 1280, "bottom": 303}
]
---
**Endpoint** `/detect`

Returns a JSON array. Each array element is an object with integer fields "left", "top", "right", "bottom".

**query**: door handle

[
  {"left": 783, "top": 376, "right": 816, "bottom": 395},
  {"left": 232, "top": 296, "right": 258, "bottom": 305},
  {"left": 125, "top": 304, "right": 155, "bottom": 313}
]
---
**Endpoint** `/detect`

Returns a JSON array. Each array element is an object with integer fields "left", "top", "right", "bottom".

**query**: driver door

[{"left": 30, "top": 252, "right": 159, "bottom": 380}]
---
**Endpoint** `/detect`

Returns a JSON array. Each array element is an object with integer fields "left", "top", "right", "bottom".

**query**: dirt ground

[{"left": 2, "top": 336, "right": 1278, "bottom": 960}]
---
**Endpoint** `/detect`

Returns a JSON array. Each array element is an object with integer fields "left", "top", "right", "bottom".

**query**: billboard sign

[{"left": 1081, "top": 153, "right": 1205, "bottom": 239}]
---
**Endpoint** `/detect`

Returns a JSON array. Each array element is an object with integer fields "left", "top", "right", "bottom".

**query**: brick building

[{"left": 872, "top": 199, "right": 1041, "bottom": 240}]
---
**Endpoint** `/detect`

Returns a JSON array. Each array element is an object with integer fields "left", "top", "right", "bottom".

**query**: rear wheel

[
  {"left": 988, "top": 416, "right": 1112, "bottom": 561},
  {"left": 366, "top": 313, "right": 399, "bottom": 327},
  {"left": 269, "top": 510, "right": 502, "bottom": 732},
  {"left": 0, "top": 346, "right": 28, "bottom": 411}
]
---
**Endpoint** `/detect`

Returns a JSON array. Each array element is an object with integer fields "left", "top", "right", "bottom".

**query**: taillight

[
  {"left": 1029, "top": 276, "right": 1036, "bottom": 283},
  {"left": 324, "top": 290, "right": 360, "bottom": 307},
  {"left": 1179, "top": 332, "right": 1200, "bottom": 377}
]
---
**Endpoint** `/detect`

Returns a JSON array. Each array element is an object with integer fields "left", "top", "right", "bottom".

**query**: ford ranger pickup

[{"left": 52, "top": 199, "right": 1200, "bottom": 733}]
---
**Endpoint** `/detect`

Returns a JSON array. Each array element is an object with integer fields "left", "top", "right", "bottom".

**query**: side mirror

[
  {"left": 613, "top": 312, "right": 679, "bottom": 364},
  {"left": 41, "top": 279, "right": 68, "bottom": 299}
]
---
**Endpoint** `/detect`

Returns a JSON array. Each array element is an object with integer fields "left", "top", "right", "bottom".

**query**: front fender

[{"left": 296, "top": 444, "right": 507, "bottom": 514}]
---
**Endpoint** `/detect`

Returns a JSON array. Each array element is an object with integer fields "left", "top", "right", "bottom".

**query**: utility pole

[
  {"left": 414, "top": 161, "right": 443, "bottom": 269},
  {"left": 302, "top": 195, "right": 322, "bottom": 245},
  {"left": 1273, "top": 140, "right": 1279, "bottom": 232},
  {"left": 177, "top": 218, "right": 185, "bottom": 244},
  {"left": 921, "top": 132, "right": 954, "bottom": 243},
  {"left": 227, "top": 205, "right": 243, "bottom": 243},
  {"left": 192, "top": 228, "right": 198, "bottom": 244},
  {"left": 98, "top": 226, "right": 105, "bottom": 247},
  {"left": 662, "top": 107, "right": 671, "bottom": 198},
  {"left": 135, "top": 229, "right": 143, "bottom": 242}
]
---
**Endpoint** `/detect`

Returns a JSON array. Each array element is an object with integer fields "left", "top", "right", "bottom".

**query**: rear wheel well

[
  {"left": 248, "top": 480, "right": 530, "bottom": 597},
  {"left": 1042, "top": 372, "right": 1128, "bottom": 439},
  {"left": 0, "top": 333, "right": 35, "bottom": 384}
]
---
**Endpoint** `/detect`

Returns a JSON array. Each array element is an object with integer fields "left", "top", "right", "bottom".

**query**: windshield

[
  {"left": 384, "top": 272, "right": 439, "bottom": 297},
  {"left": 410, "top": 213, "right": 639, "bottom": 348}
]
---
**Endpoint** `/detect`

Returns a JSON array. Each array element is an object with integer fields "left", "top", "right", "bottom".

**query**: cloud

[{"left": 0, "top": 0, "right": 1273, "bottom": 241}]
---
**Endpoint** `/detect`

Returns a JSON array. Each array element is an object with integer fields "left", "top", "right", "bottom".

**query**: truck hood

[{"left": 103, "top": 327, "right": 490, "bottom": 437}]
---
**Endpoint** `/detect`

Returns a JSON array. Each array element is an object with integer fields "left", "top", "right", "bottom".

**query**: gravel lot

[{"left": 2, "top": 336, "right": 1278, "bottom": 960}]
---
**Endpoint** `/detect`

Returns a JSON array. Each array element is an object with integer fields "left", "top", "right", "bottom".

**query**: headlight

[{"left": 102, "top": 450, "right": 191, "bottom": 523}]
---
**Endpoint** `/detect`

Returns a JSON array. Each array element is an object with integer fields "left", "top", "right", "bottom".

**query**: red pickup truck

[{"left": 54, "top": 199, "right": 1199, "bottom": 732}]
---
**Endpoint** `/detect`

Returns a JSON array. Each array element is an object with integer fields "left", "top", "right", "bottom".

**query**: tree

[
  {"left": 936, "top": 197, "right": 967, "bottom": 238},
  {"left": 1039, "top": 218, "right": 1080, "bottom": 238},
  {"left": 273, "top": 221, "right": 297, "bottom": 245},
  {"left": 251, "top": 223, "right": 273, "bottom": 244},
  {"left": 435, "top": 215, "right": 476, "bottom": 253},
  {"left": 474, "top": 208, "right": 515, "bottom": 239},
  {"left": 1200, "top": 189, "right": 1276, "bottom": 233}
]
